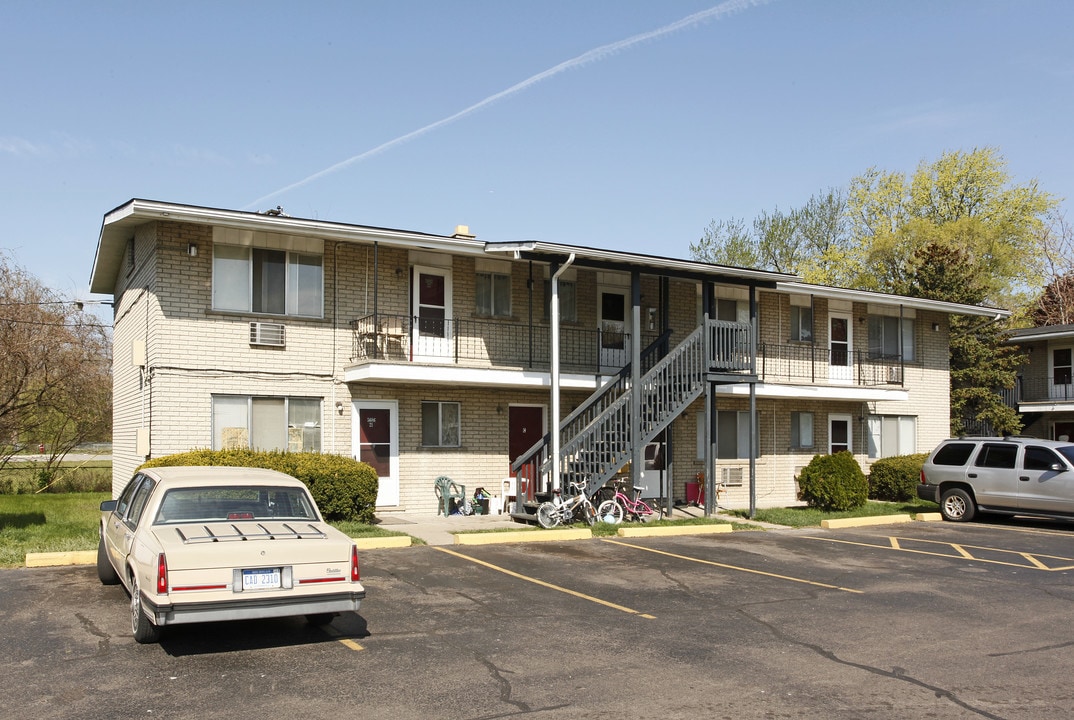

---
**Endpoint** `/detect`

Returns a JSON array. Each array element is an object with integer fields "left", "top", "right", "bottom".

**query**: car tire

[
  {"left": 130, "top": 575, "right": 161, "bottom": 644},
  {"left": 940, "top": 487, "right": 976, "bottom": 522},
  {"left": 96, "top": 537, "right": 119, "bottom": 585}
]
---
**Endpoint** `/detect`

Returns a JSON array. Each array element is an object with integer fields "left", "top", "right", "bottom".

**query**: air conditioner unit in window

[
  {"left": 249, "top": 321, "right": 286, "bottom": 347},
  {"left": 721, "top": 467, "right": 744, "bottom": 487}
]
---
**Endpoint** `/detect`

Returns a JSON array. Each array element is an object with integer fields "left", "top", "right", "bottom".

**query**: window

[
  {"left": 212, "top": 245, "right": 323, "bottom": 318},
  {"left": 696, "top": 410, "right": 754, "bottom": 459},
  {"left": 422, "top": 401, "right": 460, "bottom": 447},
  {"left": 791, "top": 411, "right": 813, "bottom": 449},
  {"left": 932, "top": 442, "right": 975, "bottom": 466},
  {"left": 212, "top": 396, "right": 322, "bottom": 452},
  {"left": 476, "top": 272, "right": 511, "bottom": 317},
  {"left": 791, "top": 306, "right": 812, "bottom": 342},
  {"left": 543, "top": 280, "right": 577, "bottom": 323},
  {"left": 868, "top": 316, "right": 914, "bottom": 361},
  {"left": 1024, "top": 446, "right": 1062, "bottom": 471},
  {"left": 867, "top": 415, "right": 916, "bottom": 458},
  {"left": 126, "top": 477, "right": 156, "bottom": 527},
  {"left": 975, "top": 443, "right": 1018, "bottom": 469},
  {"left": 1053, "top": 348, "right": 1072, "bottom": 385}
]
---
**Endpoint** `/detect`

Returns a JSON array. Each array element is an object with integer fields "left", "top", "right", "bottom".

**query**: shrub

[
  {"left": 140, "top": 450, "right": 378, "bottom": 522},
  {"left": 797, "top": 451, "right": 868, "bottom": 511},
  {"left": 868, "top": 453, "right": 928, "bottom": 502}
]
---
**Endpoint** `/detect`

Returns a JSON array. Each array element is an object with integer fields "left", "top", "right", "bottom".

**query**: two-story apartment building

[
  {"left": 89, "top": 199, "right": 1008, "bottom": 515},
  {"left": 1007, "top": 325, "right": 1074, "bottom": 440}
]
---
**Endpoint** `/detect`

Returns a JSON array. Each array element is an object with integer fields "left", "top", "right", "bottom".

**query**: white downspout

[{"left": 550, "top": 253, "right": 575, "bottom": 492}]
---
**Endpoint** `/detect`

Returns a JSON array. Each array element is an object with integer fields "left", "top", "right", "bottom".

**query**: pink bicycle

[{"left": 597, "top": 479, "right": 662, "bottom": 523}]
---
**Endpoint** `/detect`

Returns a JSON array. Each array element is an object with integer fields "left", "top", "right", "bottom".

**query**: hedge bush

[
  {"left": 140, "top": 449, "right": 379, "bottom": 523},
  {"left": 797, "top": 451, "right": 868, "bottom": 512},
  {"left": 868, "top": 453, "right": 928, "bottom": 502}
]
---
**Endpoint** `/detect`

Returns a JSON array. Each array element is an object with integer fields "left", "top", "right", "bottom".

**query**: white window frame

[
  {"left": 211, "top": 395, "right": 322, "bottom": 452},
  {"left": 212, "top": 245, "right": 324, "bottom": 318},
  {"left": 868, "top": 316, "right": 915, "bottom": 362},
  {"left": 696, "top": 410, "right": 754, "bottom": 460},
  {"left": 790, "top": 306, "right": 813, "bottom": 342},
  {"left": 791, "top": 411, "right": 814, "bottom": 449},
  {"left": 476, "top": 271, "right": 512, "bottom": 318},
  {"left": 867, "top": 415, "right": 917, "bottom": 459},
  {"left": 421, "top": 400, "right": 461, "bottom": 447}
]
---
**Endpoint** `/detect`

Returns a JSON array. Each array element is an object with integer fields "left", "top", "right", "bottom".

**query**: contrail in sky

[{"left": 245, "top": 0, "right": 770, "bottom": 210}]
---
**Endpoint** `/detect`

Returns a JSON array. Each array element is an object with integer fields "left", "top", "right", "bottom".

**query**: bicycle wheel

[
  {"left": 597, "top": 499, "right": 624, "bottom": 524},
  {"left": 581, "top": 500, "right": 598, "bottom": 526},
  {"left": 536, "top": 501, "right": 560, "bottom": 528}
]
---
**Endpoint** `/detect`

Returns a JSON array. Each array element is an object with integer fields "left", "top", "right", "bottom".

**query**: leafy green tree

[{"left": 690, "top": 217, "right": 757, "bottom": 268}]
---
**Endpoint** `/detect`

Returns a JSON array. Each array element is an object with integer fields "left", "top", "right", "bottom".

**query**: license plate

[{"left": 242, "top": 567, "right": 281, "bottom": 591}]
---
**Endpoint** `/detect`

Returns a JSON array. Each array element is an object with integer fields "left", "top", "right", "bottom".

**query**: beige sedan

[{"left": 98, "top": 466, "right": 365, "bottom": 643}]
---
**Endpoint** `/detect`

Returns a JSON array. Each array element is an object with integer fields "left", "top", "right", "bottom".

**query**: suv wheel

[{"left": 940, "top": 487, "right": 976, "bottom": 522}]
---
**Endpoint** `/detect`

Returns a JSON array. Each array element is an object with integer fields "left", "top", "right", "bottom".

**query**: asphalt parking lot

[{"left": 3, "top": 519, "right": 1074, "bottom": 719}]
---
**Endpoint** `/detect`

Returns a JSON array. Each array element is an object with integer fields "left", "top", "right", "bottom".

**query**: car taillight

[
  {"left": 157, "top": 553, "right": 168, "bottom": 594},
  {"left": 350, "top": 545, "right": 360, "bottom": 582},
  {"left": 919, "top": 469, "right": 927, "bottom": 484}
]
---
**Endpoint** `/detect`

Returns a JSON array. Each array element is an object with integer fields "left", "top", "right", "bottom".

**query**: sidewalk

[{"left": 375, "top": 509, "right": 523, "bottom": 546}]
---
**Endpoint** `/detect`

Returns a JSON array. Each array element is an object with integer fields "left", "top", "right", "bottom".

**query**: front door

[
  {"left": 599, "top": 288, "right": 629, "bottom": 371},
  {"left": 829, "top": 414, "right": 851, "bottom": 454},
  {"left": 411, "top": 266, "right": 452, "bottom": 362},
  {"left": 509, "top": 405, "right": 544, "bottom": 502},
  {"left": 354, "top": 401, "right": 399, "bottom": 507},
  {"left": 829, "top": 314, "right": 852, "bottom": 384}
]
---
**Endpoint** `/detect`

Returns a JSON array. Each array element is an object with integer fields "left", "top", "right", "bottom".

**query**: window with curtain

[
  {"left": 422, "top": 401, "right": 461, "bottom": 447},
  {"left": 868, "top": 316, "right": 915, "bottom": 361},
  {"left": 867, "top": 415, "right": 916, "bottom": 458},
  {"left": 476, "top": 272, "right": 512, "bottom": 317},
  {"left": 212, "top": 396, "right": 322, "bottom": 452},
  {"left": 791, "top": 411, "right": 814, "bottom": 448},
  {"left": 791, "top": 306, "right": 813, "bottom": 342},
  {"left": 696, "top": 410, "right": 755, "bottom": 459},
  {"left": 543, "top": 280, "right": 577, "bottom": 323},
  {"left": 212, "top": 245, "right": 323, "bottom": 318}
]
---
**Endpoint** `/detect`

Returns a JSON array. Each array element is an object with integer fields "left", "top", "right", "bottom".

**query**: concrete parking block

[
  {"left": 25, "top": 551, "right": 95, "bottom": 568},
  {"left": 821, "top": 515, "right": 912, "bottom": 529},
  {"left": 454, "top": 528, "right": 591, "bottom": 545},
  {"left": 914, "top": 512, "right": 944, "bottom": 522},
  {"left": 353, "top": 535, "right": 414, "bottom": 549},
  {"left": 616, "top": 524, "right": 733, "bottom": 538}
]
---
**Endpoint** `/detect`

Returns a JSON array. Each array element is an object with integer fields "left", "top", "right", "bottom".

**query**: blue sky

[{"left": 3, "top": 0, "right": 1072, "bottom": 311}]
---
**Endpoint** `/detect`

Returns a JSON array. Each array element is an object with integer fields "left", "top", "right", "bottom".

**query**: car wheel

[
  {"left": 306, "top": 613, "right": 336, "bottom": 627},
  {"left": 597, "top": 499, "right": 624, "bottom": 524},
  {"left": 536, "top": 501, "right": 559, "bottom": 528},
  {"left": 940, "top": 487, "right": 976, "bottom": 522},
  {"left": 129, "top": 574, "right": 161, "bottom": 644},
  {"left": 96, "top": 537, "right": 119, "bottom": 585}
]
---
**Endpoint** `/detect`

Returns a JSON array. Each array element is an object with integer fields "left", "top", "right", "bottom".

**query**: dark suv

[{"left": 918, "top": 437, "right": 1074, "bottom": 521}]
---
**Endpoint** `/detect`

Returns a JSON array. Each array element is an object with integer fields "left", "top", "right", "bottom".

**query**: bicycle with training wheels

[
  {"left": 536, "top": 478, "right": 599, "bottom": 528},
  {"left": 597, "top": 478, "right": 662, "bottom": 524}
]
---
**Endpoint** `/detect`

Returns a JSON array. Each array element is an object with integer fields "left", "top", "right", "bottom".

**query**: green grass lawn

[{"left": 733, "top": 500, "right": 939, "bottom": 528}]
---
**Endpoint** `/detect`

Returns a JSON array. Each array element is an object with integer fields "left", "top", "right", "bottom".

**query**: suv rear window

[{"left": 932, "top": 442, "right": 976, "bottom": 466}]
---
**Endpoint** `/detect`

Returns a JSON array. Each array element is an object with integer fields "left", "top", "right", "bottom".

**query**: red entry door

[{"left": 509, "top": 406, "right": 544, "bottom": 501}]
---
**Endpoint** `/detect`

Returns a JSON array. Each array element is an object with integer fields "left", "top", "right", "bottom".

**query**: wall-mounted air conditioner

[{"left": 249, "top": 321, "right": 286, "bottom": 347}]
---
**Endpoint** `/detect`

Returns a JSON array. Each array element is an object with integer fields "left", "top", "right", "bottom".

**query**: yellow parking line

[
  {"left": 320, "top": 626, "right": 365, "bottom": 652},
  {"left": 433, "top": 546, "right": 656, "bottom": 619},
  {"left": 805, "top": 536, "right": 1074, "bottom": 572},
  {"left": 602, "top": 539, "right": 863, "bottom": 594}
]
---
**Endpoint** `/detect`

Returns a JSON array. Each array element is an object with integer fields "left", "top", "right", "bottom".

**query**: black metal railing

[
  {"left": 1013, "top": 376, "right": 1074, "bottom": 404},
  {"left": 757, "top": 343, "right": 904, "bottom": 387},
  {"left": 351, "top": 313, "right": 659, "bottom": 375}
]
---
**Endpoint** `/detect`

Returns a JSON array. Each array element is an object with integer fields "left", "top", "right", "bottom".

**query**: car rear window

[
  {"left": 932, "top": 442, "right": 976, "bottom": 466},
  {"left": 154, "top": 486, "right": 318, "bottom": 524}
]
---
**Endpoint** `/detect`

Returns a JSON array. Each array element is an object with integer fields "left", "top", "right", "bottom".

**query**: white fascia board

[
  {"left": 776, "top": 281, "right": 1010, "bottom": 319},
  {"left": 714, "top": 383, "right": 909, "bottom": 402},
  {"left": 1018, "top": 402, "right": 1074, "bottom": 413},
  {"left": 343, "top": 363, "right": 605, "bottom": 390}
]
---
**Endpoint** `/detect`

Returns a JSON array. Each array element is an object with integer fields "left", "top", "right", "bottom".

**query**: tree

[
  {"left": 1029, "top": 212, "right": 1074, "bottom": 326},
  {"left": 0, "top": 252, "right": 112, "bottom": 477},
  {"left": 690, "top": 217, "right": 757, "bottom": 268}
]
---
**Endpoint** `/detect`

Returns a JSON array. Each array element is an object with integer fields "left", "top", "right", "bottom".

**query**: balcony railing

[
  {"left": 350, "top": 314, "right": 904, "bottom": 387},
  {"left": 757, "top": 343, "right": 904, "bottom": 387},
  {"left": 350, "top": 313, "right": 659, "bottom": 375},
  {"left": 1014, "top": 376, "right": 1074, "bottom": 404}
]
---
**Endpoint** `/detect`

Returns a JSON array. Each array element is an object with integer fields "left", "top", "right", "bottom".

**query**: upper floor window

[
  {"left": 212, "top": 245, "right": 323, "bottom": 318},
  {"left": 476, "top": 272, "right": 511, "bottom": 318},
  {"left": 790, "top": 306, "right": 813, "bottom": 342},
  {"left": 868, "top": 316, "right": 914, "bottom": 361},
  {"left": 543, "top": 280, "right": 578, "bottom": 323},
  {"left": 1052, "top": 348, "right": 1072, "bottom": 386}
]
